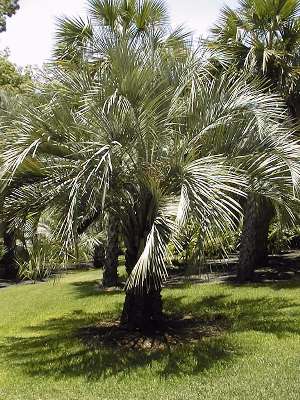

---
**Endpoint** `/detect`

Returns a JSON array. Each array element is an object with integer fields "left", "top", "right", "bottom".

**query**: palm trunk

[
  {"left": 102, "top": 214, "right": 119, "bottom": 287},
  {"left": 124, "top": 191, "right": 154, "bottom": 276},
  {"left": 0, "top": 229, "right": 18, "bottom": 280},
  {"left": 124, "top": 231, "right": 143, "bottom": 275},
  {"left": 255, "top": 209, "right": 272, "bottom": 267},
  {"left": 124, "top": 213, "right": 143, "bottom": 275},
  {"left": 124, "top": 222, "right": 139, "bottom": 275},
  {"left": 286, "top": 94, "right": 300, "bottom": 120},
  {"left": 238, "top": 194, "right": 273, "bottom": 282},
  {"left": 121, "top": 192, "right": 164, "bottom": 331},
  {"left": 120, "top": 285, "right": 163, "bottom": 331},
  {"left": 122, "top": 233, "right": 163, "bottom": 331},
  {"left": 124, "top": 247, "right": 138, "bottom": 275},
  {"left": 93, "top": 243, "right": 105, "bottom": 269}
]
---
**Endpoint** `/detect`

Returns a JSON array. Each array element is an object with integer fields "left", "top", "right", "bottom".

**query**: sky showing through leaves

[{"left": 0, "top": 0, "right": 238, "bottom": 67}]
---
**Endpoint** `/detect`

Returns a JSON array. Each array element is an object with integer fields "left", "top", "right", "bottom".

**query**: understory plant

[{"left": 17, "top": 237, "right": 58, "bottom": 282}]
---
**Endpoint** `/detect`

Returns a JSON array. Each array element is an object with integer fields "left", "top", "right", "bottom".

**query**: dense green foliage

[
  {"left": 0, "top": 0, "right": 19, "bottom": 32},
  {"left": 207, "top": 0, "right": 300, "bottom": 281},
  {"left": 0, "top": 52, "right": 32, "bottom": 111},
  {"left": 0, "top": 1, "right": 299, "bottom": 330},
  {"left": 0, "top": 270, "right": 299, "bottom": 400},
  {"left": 0, "top": 53, "right": 30, "bottom": 93}
]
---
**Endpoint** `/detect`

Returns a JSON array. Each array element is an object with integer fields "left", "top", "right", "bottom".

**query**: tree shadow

[
  {"left": 2, "top": 281, "right": 299, "bottom": 381},
  {"left": 2, "top": 332, "right": 237, "bottom": 381},
  {"left": 163, "top": 290, "right": 300, "bottom": 338},
  {"left": 1, "top": 308, "right": 235, "bottom": 380},
  {"left": 71, "top": 280, "right": 123, "bottom": 298},
  {"left": 247, "top": 253, "right": 300, "bottom": 285}
]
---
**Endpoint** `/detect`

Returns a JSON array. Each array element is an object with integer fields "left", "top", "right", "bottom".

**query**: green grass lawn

[{"left": 0, "top": 270, "right": 299, "bottom": 400}]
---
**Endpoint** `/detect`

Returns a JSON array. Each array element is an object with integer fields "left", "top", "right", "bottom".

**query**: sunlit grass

[{"left": 0, "top": 269, "right": 299, "bottom": 400}]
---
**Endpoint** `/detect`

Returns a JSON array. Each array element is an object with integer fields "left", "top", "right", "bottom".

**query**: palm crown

[
  {"left": 54, "top": 0, "right": 174, "bottom": 65},
  {"left": 209, "top": 0, "right": 300, "bottom": 97}
]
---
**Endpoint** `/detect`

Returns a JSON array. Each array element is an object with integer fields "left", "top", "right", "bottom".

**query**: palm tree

[
  {"left": 54, "top": 0, "right": 169, "bottom": 62},
  {"left": 208, "top": 0, "right": 300, "bottom": 280},
  {"left": 53, "top": 0, "right": 181, "bottom": 287},
  {"left": 101, "top": 213, "right": 119, "bottom": 285},
  {"left": 1, "top": 28, "right": 299, "bottom": 329},
  {"left": 209, "top": 0, "right": 300, "bottom": 102}
]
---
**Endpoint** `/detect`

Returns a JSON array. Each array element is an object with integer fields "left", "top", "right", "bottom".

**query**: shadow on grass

[
  {"left": 1, "top": 308, "right": 235, "bottom": 380},
  {"left": 164, "top": 292, "right": 300, "bottom": 338},
  {"left": 1, "top": 282, "right": 300, "bottom": 380},
  {"left": 71, "top": 280, "right": 123, "bottom": 298}
]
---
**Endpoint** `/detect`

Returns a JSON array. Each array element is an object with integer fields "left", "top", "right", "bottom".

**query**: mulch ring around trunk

[{"left": 77, "top": 314, "right": 229, "bottom": 351}]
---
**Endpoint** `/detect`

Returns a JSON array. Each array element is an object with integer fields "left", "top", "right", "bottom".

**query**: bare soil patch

[{"left": 78, "top": 314, "right": 229, "bottom": 351}]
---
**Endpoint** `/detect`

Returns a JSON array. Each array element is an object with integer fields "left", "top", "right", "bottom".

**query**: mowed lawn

[{"left": 0, "top": 269, "right": 300, "bottom": 400}]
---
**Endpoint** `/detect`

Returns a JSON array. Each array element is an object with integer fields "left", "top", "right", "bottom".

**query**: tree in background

[
  {"left": 0, "top": 50, "right": 31, "bottom": 104},
  {"left": 209, "top": 0, "right": 300, "bottom": 110},
  {"left": 0, "top": 0, "right": 20, "bottom": 32},
  {"left": 0, "top": 50, "right": 32, "bottom": 279},
  {"left": 208, "top": 0, "right": 300, "bottom": 281},
  {"left": 54, "top": 0, "right": 169, "bottom": 65}
]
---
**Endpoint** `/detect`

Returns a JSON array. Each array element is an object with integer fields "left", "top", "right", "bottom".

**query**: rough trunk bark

[
  {"left": 124, "top": 234, "right": 144, "bottom": 275},
  {"left": 124, "top": 215, "right": 142, "bottom": 276},
  {"left": 124, "top": 192, "right": 153, "bottom": 276},
  {"left": 286, "top": 93, "right": 300, "bottom": 120},
  {"left": 102, "top": 214, "right": 119, "bottom": 287},
  {"left": 125, "top": 248, "right": 138, "bottom": 275},
  {"left": 255, "top": 208, "right": 272, "bottom": 267},
  {"left": 121, "top": 193, "right": 162, "bottom": 331},
  {"left": 238, "top": 195, "right": 273, "bottom": 282},
  {"left": 0, "top": 229, "right": 18, "bottom": 280},
  {"left": 120, "top": 286, "right": 163, "bottom": 331},
  {"left": 93, "top": 243, "right": 105, "bottom": 269}
]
